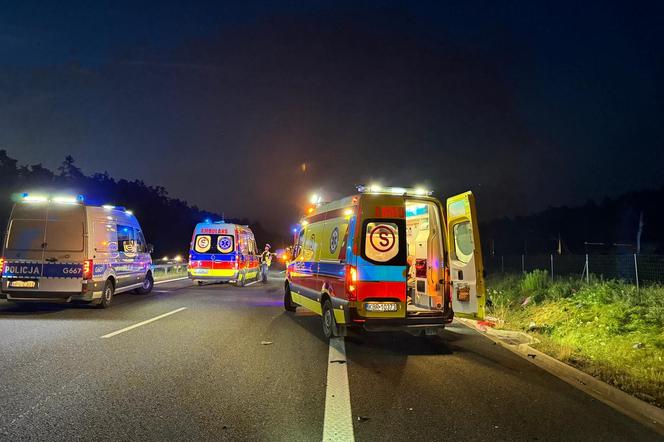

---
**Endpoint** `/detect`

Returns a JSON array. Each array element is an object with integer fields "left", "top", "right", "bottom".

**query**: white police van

[{"left": 0, "top": 193, "right": 154, "bottom": 308}]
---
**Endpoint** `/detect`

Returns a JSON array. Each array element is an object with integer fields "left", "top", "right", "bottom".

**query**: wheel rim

[
  {"left": 104, "top": 287, "right": 112, "bottom": 302},
  {"left": 142, "top": 278, "right": 151, "bottom": 289}
]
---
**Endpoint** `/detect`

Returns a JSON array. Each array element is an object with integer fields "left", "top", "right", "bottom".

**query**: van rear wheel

[
  {"left": 322, "top": 299, "right": 337, "bottom": 339},
  {"left": 97, "top": 280, "right": 114, "bottom": 309}
]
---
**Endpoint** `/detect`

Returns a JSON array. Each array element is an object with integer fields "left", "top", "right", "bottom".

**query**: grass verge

[{"left": 487, "top": 271, "right": 664, "bottom": 408}]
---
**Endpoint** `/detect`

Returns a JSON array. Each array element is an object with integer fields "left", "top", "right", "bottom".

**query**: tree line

[
  {"left": 0, "top": 150, "right": 280, "bottom": 257},
  {"left": 480, "top": 186, "right": 664, "bottom": 255}
]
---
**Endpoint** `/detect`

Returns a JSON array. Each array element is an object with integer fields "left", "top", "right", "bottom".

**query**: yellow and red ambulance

[
  {"left": 188, "top": 222, "right": 260, "bottom": 286},
  {"left": 284, "top": 186, "right": 485, "bottom": 338}
]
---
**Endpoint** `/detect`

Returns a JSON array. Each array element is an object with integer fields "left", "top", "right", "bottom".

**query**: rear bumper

[
  {"left": 350, "top": 309, "right": 454, "bottom": 332},
  {"left": 188, "top": 271, "right": 238, "bottom": 282},
  {"left": 1, "top": 279, "right": 95, "bottom": 302},
  {"left": 2, "top": 291, "right": 96, "bottom": 303}
]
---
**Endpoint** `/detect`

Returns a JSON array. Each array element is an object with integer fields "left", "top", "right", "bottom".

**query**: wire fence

[{"left": 484, "top": 254, "right": 664, "bottom": 287}]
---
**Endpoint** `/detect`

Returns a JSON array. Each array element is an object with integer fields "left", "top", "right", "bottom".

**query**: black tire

[
  {"left": 196, "top": 280, "right": 204, "bottom": 286},
  {"left": 97, "top": 280, "right": 115, "bottom": 309},
  {"left": 284, "top": 283, "right": 297, "bottom": 312},
  {"left": 322, "top": 299, "right": 337, "bottom": 339},
  {"left": 135, "top": 272, "right": 154, "bottom": 294}
]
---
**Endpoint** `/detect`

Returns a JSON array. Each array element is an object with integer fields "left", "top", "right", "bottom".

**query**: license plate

[
  {"left": 365, "top": 302, "right": 398, "bottom": 312},
  {"left": 9, "top": 280, "right": 38, "bottom": 288}
]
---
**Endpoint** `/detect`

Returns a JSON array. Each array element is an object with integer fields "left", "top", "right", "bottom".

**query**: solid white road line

[
  {"left": 154, "top": 276, "right": 189, "bottom": 285},
  {"left": 244, "top": 279, "right": 261, "bottom": 287},
  {"left": 100, "top": 307, "right": 188, "bottom": 339},
  {"left": 323, "top": 337, "right": 355, "bottom": 441}
]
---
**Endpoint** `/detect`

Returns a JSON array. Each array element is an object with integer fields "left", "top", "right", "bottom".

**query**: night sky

[{"left": 2, "top": 1, "right": 663, "bottom": 234}]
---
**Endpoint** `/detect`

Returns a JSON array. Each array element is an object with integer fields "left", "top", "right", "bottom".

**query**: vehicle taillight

[
  {"left": 83, "top": 259, "right": 93, "bottom": 280},
  {"left": 345, "top": 264, "right": 358, "bottom": 301},
  {"left": 0, "top": 257, "right": 5, "bottom": 274}
]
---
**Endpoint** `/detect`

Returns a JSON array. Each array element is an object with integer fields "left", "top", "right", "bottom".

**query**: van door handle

[{"left": 45, "top": 257, "right": 58, "bottom": 263}]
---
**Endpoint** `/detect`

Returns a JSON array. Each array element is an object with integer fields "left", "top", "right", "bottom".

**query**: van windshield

[{"left": 6, "top": 219, "right": 46, "bottom": 251}]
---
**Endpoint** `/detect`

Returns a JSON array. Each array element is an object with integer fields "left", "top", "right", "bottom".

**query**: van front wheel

[
  {"left": 135, "top": 272, "right": 154, "bottom": 294},
  {"left": 284, "top": 283, "right": 297, "bottom": 312},
  {"left": 97, "top": 280, "right": 114, "bottom": 309}
]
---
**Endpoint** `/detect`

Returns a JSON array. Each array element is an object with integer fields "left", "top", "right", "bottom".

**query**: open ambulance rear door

[{"left": 446, "top": 192, "right": 485, "bottom": 320}]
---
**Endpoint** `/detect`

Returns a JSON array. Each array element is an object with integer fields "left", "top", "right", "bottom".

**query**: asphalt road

[{"left": 0, "top": 275, "right": 660, "bottom": 441}]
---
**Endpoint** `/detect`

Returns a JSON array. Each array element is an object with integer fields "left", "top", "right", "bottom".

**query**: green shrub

[{"left": 521, "top": 269, "right": 550, "bottom": 303}]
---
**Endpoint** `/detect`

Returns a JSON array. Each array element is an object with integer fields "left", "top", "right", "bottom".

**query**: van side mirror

[{"left": 147, "top": 244, "right": 154, "bottom": 254}]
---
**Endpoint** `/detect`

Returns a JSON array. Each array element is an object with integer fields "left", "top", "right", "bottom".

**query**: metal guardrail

[{"left": 151, "top": 262, "right": 188, "bottom": 280}]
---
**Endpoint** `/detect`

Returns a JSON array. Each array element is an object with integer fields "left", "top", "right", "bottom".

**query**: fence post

[
  {"left": 585, "top": 254, "right": 590, "bottom": 284},
  {"left": 501, "top": 255, "right": 504, "bottom": 273},
  {"left": 634, "top": 254, "right": 639, "bottom": 290},
  {"left": 521, "top": 254, "right": 525, "bottom": 274},
  {"left": 550, "top": 254, "right": 554, "bottom": 279}
]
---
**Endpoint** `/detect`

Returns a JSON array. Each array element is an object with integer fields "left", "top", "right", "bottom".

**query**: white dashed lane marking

[
  {"left": 323, "top": 337, "right": 355, "bottom": 441},
  {"left": 100, "top": 307, "right": 187, "bottom": 339}
]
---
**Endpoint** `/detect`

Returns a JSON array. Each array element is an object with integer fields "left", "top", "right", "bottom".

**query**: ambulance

[
  {"left": 1, "top": 193, "right": 154, "bottom": 307},
  {"left": 187, "top": 221, "right": 260, "bottom": 286},
  {"left": 284, "top": 186, "right": 485, "bottom": 338}
]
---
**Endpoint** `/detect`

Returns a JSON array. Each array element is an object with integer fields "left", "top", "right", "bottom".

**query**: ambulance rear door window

[{"left": 361, "top": 219, "right": 406, "bottom": 265}]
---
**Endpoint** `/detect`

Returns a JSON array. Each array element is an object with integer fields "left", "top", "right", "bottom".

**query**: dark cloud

[{"left": 1, "top": 1, "right": 663, "bottom": 234}]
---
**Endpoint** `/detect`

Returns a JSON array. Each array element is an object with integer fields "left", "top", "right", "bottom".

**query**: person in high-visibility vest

[{"left": 259, "top": 244, "right": 276, "bottom": 283}]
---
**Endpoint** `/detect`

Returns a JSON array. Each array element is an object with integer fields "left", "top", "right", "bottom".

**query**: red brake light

[
  {"left": 83, "top": 259, "right": 93, "bottom": 280},
  {"left": 345, "top": 265, "right": 358, "bottom": 301}
]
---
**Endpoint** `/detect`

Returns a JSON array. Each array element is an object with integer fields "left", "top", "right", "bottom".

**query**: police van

[
  {"left": 1, "top": 193, "right": 154, "bottom": 307},
  {"left": 284, "top": 186, "right": 485, "bottom": 338},
  {"left": 188, "top": 221, "right": 260, "bottom": 286}
]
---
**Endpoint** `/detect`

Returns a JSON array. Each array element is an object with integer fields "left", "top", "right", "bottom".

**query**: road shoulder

[{"left": 456, "top": 317, "right": 664, "bottom": 437}]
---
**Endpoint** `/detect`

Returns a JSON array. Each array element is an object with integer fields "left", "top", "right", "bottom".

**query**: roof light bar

[
  {"left": 21, "top": 193, "right": 85, "bottom": 204},
  {"left": 21, "top": 193, "right": 48, "bottom": 203},
  {"left": 356, "top": 185, "right": 433, "bottom": 196},
  {"left": 52, "top": 195, "right": 82, "bottom": 204}
]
